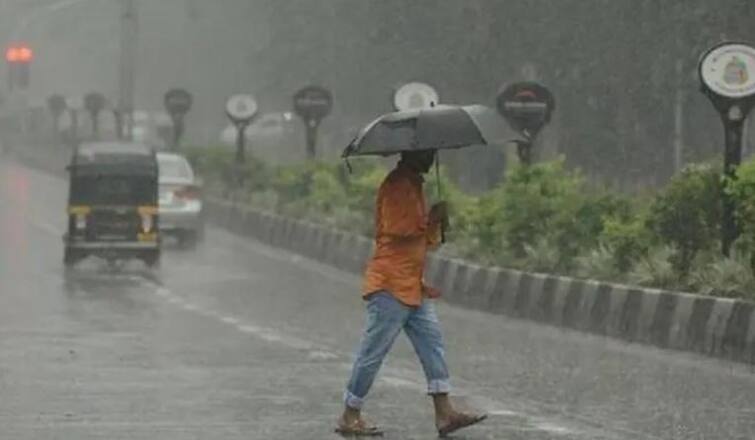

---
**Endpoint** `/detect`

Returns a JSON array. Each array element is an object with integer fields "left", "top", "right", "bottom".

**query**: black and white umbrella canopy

[{"left": 344, "top": 105, "right": 502, "bottom": 157}]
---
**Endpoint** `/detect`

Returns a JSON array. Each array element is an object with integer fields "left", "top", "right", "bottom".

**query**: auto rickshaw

[{"left": 63, "top": 142, "right": 160, "bottom": 268}]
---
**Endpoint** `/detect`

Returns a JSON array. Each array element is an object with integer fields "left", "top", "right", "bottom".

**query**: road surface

[{"left": 1, "top": 156, "right": 754, "bottom": 439}]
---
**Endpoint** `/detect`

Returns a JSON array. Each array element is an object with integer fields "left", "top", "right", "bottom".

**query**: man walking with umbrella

[{"left": 337, "top": 147, "right": 486, "bottom": 436}]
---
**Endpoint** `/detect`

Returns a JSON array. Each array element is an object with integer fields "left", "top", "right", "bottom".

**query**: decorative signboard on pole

[
  {"left": 84, "top": 92, "right": 106, "bottom": 139},
  {"left": 392, "top": 82, "right": 439, "bottom": 111},
  {"left": 163, "top": 88, "right": 193, "bottom": 150},
  {"left": 293, "top": 85, "right": 333, "bottom": 159},
  {"left": 496, "top": 81, "right": 555, "bottom": 165},
  {"left": 699, "top": 42, "right": 755, "bottom": 255},
  {"left": 225, "top": 94, "right": 259, "bottom": 164}
]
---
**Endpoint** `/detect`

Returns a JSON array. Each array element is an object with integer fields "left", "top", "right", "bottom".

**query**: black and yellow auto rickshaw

[{"left": 63, "top": 142, "right": 160, "bottom": 268}]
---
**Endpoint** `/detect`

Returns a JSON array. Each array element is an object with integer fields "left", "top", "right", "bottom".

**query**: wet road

[{"left": 1, "top": 157, "right": 754, "bottom": 440}]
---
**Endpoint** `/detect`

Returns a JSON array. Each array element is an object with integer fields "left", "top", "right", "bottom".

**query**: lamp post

[{"left": 699, "top": 42, "right": 755, "bottom": 256}]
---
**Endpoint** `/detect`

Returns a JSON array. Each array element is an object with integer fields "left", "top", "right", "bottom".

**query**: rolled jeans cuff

[
  {"left": 427, "top": 379, "right": 451, "bottom": 395},
  {"left": 344, "top": 390, "right": 365, "bottom": 410}
]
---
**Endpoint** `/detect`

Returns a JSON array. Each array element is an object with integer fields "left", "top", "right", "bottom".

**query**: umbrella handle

[{"left": 435, "top": 152, "right": 446, "bottom": 244}]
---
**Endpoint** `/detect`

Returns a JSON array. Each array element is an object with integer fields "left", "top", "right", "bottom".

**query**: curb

[{"left": 206, "top": 198, "right": 753, "bottom": 365}]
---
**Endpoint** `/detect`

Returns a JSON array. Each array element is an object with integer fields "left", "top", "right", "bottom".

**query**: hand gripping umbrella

[{"left": 343, "top": 104, "right": 491, "bottom": 242}]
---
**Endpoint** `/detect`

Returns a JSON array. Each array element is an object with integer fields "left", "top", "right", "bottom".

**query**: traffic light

[{"left": 6, "top": 44, "right": 33, "bottom": 90}]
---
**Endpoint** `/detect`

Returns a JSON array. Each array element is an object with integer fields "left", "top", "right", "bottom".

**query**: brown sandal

[
  {"left": 437, "top": 413, "right": 487, "bottom": 437},
  {"left": 335, "top": 418, "right": 384, "bottom": 437}
]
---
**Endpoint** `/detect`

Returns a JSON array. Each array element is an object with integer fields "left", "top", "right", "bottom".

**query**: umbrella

[
  {"left": 343, "top": 104, "right": 494, "bottom": 242},
  {"left": 342, "top": 104, "right": 491, "bottom": 157}
]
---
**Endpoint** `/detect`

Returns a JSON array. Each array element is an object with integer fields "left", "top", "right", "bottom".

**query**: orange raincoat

[{"left": 362, "top": 163, "right": 442, "bottom": 307}]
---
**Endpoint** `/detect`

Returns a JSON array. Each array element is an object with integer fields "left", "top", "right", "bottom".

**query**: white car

[{"left": 157, "top": 152, "right": 204, "bottom": 248}]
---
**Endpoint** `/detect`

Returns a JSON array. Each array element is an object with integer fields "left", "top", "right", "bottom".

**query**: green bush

[
  {"left": 628, "top": 246, "right": 678, "bottom": 289},
  {"left": 729, "top": 160, "right": 755, "bottom": 262},
  {"left": 600, "top": 214, "right": 653, "bottom": 273},
  {"left": 575, "top": 244, "right": 622, "bottom": 281},
  {"left": 647, "top": 163, "right": 722, "bottom": 280},
  {"left": 689, "top": 250, "right": 755, "bottom": 300},
  {"left": 470, "top": 159, "right": 625, "bottom": 271},
  {"left": 183, "top": 145, "right": 755, "bottom": 301}
]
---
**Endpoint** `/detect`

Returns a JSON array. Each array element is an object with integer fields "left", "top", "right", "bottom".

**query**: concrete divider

[
  {"left": 333, "top": 233, "right": 353, "bottom": 271},
  {"left": 603, "top": 285, "right": 629, "bottom": 339},
  {"left": 746, "top": 308, "right": 755, "bottom": 364},
  {"left": 295, "top": 221, "right": 313, "bottom": 255},
  {"left": 489, "top": 269, "right": 522, "bottom": 314},
  {"left": 549, "top": 276, "right": 573, "bottom": 327},
  {"left": 615, "top": 287, "right": 644, "bottom": 342},
  {"left": 205, "top": 198, "right": 755, "bottom": 365},
  {"left": 561, "top": 279, "right": 588, "bottom": 330},
  {"left": 465, "top": 266, "right": 493, "bottom": 310},
  {"left": 446, "top": 261, "right": 469, "bottom": 305},
  {"left": 512, "top": 273, "right": 535, "bottom": 318},
  {"left": 635, "top": 289, "right": 662, "bottom": 345},
  {"left": 706, "top": 298, "right": 736, "bottom": 357},
  {"left": 530, "top": 276, "right": 559, "bottom": 323},
  {"left": 323, "top": 230, "right": 341, "bottom": 265},
  {"left": 272, "top": 217, "right": 289, "bottom": 248},
  {"left": 587, "top": 283, "right": 613, "bottom": 335},
  {"left": 257, "top": 213, "right": 273, "bottom": 243},
  {"left": 227, "top": 205, "right": 243, "bottom": 234},
  {"left": 685, "top": 296, "right": 715, "bottom": 352},
  {"left": 722, "top": 301, "right": 754, "bottom": 362},
  {"left": 239, "top": 209, "right": 256, "bottom": 239},
  {"left": 439, "top": 259, "right": 460, "bottom": 302},
  {"left": 424, "top": 254, "right": 442, "bottom": 287},
  {"left": 428, "top": 257, "right": 450, "bottom": 291},
  {"left": 311, "top": 227, "right": 328, "bottom": 261}
]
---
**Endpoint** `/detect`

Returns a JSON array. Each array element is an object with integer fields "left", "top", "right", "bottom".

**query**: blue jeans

[{"left": 344, "top": 291, "right": 451, "bottom": 409}]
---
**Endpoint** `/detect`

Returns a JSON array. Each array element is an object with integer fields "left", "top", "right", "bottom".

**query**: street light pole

[{"left": 117, "top": 0, "right": 137, "bottom": 141}]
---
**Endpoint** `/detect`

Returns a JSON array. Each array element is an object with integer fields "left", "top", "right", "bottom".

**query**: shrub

[
  {"left": 498, "top": 160, "right": 581, "bottom": 258},
  {"left": 628, "top": 246, "right": 678, "bottom": 289},
  {"left": 575, "top": 244, "right": 622, "bottom": 281},
  {"left": 600, "top": 214, "right": 654, "bottom": 273},
  {"left": 689, "top": 250, "right": 755, "bottom": 300},
  {"left": 183, "top": 146, "right": 755, "bottom": 301},
  {"left": 519, "top": 237, "right": 562, "bottom": 273},
  {"left": 472, "top": 158, "right": 626, "bottom": 271},
  {"left": 728, "top": 159, "right": 755, "bottom": 264},
  {"left": 647, "top": 163, "right": 722, "bottom": 280}
]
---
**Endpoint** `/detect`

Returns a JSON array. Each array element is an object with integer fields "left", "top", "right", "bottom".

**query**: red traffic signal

[{"left": 6, "top": 45, "right": 33, "bottom": 63}]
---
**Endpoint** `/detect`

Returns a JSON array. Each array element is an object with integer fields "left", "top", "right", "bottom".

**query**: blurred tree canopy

[
  {"left": 2, "top": 0, "right": 753, "bottom": 187},
  {"left": 243, "top": 0, "right": 755, "bottom": 185}
]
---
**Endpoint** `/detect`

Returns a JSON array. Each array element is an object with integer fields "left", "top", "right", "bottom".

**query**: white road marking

[
  {"left": 307, "top": 350, "right": 339, "bottom": 361},
  {"left": 146, "top": 283, "right": 582, "bottom": 438},
  {"left": 534, "top": 422, "right": 574, "bottom": 435},
  {"left": 5, "top": 161, "right": 600, "bottom": 438},
  {"left": 220, "top": 316, "right": 239, "bottom": 325}
]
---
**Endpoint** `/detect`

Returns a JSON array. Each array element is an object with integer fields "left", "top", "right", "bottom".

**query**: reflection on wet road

[{"left": 1, "top": 159, "right": 754, "bottom": 439}]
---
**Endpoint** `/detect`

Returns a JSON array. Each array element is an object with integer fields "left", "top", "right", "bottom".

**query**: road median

[{"left": 204, "top": 197, "right": 755, "bottom": 366}]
